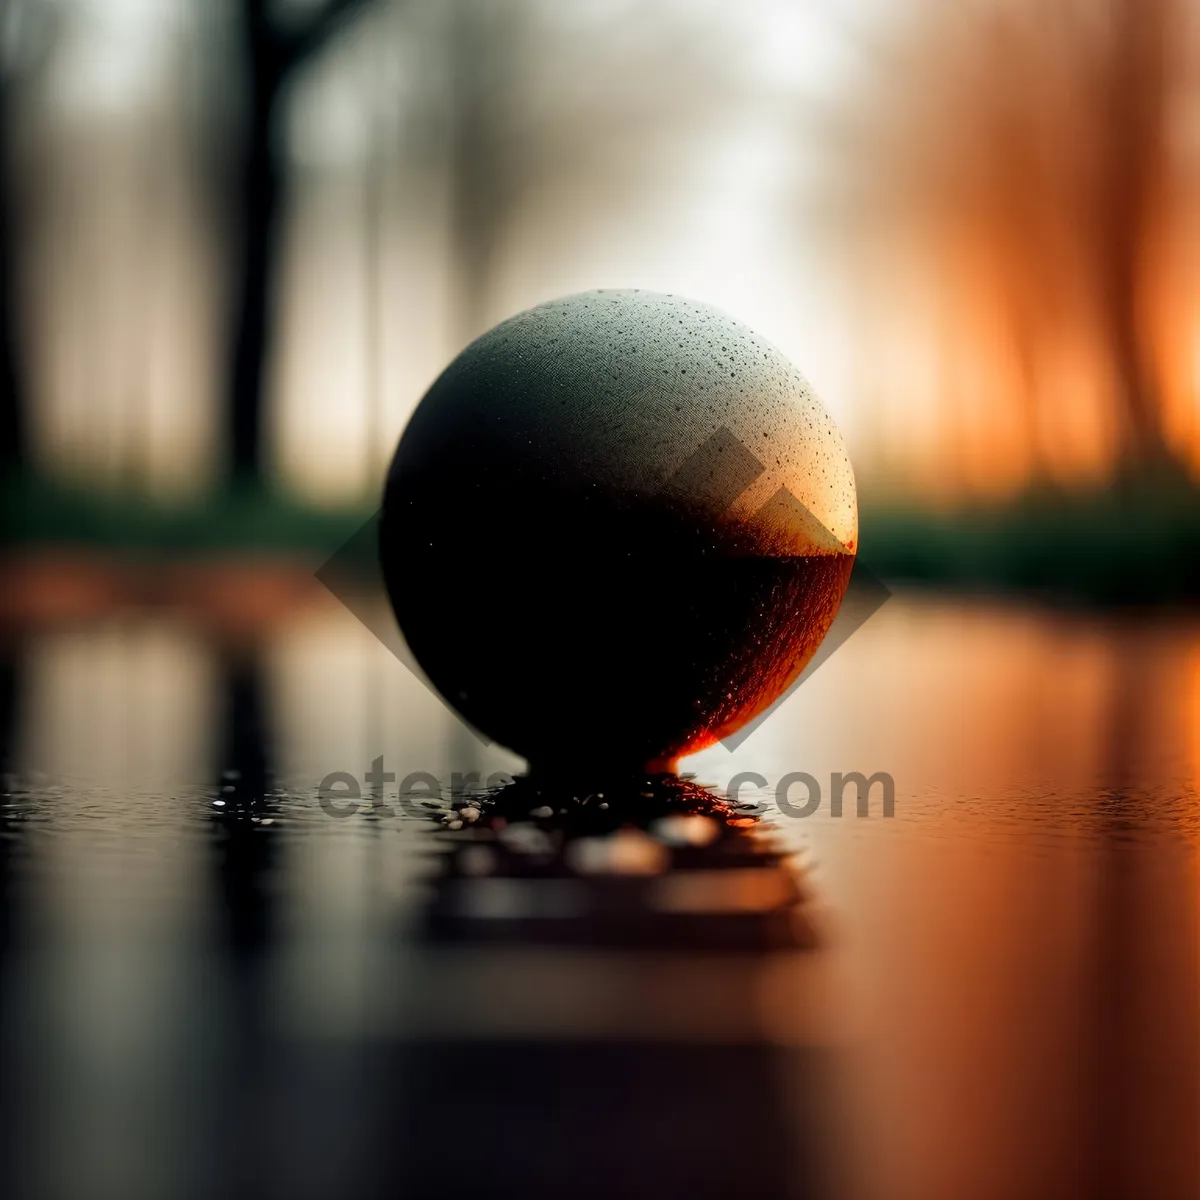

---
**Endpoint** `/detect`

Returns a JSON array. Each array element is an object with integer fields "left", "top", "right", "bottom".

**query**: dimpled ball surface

[{"left": 381, "top": 290, "right": 857, "bottom": 771}]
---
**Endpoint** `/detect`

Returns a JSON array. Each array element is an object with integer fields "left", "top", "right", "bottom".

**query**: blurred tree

[
  {"left": 442, "top": 0, "right": 516, "bottom": 345},
  {"left": 434, "top": 0, "right": 735, "bottom": 347},
  {"left": 0, "top": 0, "right": 56, "bottom": 478},
  {"left": 808, "top": 0, "right": 1194, "bottom": 489},
  {"left": 226, "top": 0, "right": 377, "bottom": 486},
  {"left": 1093, "top": 0, "right": 1171, "bottom": 469}
]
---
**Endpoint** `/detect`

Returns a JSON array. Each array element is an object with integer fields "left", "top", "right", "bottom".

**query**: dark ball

[{"left": 380, "top": 290, "right": 856, "bottom": 772}]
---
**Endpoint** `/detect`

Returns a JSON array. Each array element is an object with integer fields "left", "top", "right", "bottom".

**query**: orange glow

[{"left": 827, "top": 0, "right": 1200, "bottom": 495}]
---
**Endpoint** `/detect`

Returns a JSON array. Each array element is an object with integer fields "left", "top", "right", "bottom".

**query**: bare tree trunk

[
  {"left": 226, "top": 10, "right": 286, "bottom": 487},
  {"left": 224, "top": 0, "right": 374, "bottom": 488},
  {"left": 447, "top": 0, "right": 499, "bottom": 346},
  {"left": 1096, "top": 0, "right": 1170, "bottom": 471},
  {"left": 0, "top": 85, "right": 25, "bottom": 476}
]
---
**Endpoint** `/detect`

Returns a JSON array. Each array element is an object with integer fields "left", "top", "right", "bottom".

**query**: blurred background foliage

[{"left": 3, "top": 0, "right": 1199, "bottom": 601}]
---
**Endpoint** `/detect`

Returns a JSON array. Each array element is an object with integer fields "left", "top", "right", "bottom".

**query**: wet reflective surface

[{"left": 1, "top": 590, "right": 1198, "bottom": 1199}]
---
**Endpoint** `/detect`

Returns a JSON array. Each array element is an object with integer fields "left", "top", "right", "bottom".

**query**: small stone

[
  {"left": 650, "top": 814, "right": 720, "bottom": 847},
  {"left": 459, "top": 845, "right": 496, "bottom": 876},
  {"left": 566, "top": 830, "right": 669, "bottom": 876}
]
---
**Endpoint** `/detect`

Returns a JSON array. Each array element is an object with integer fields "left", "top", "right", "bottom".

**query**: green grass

[
  {"left": 860, "top": 472, "right": 1200, "bottom": 604},
  {"left": 3, "top": 473, "right": 374, "bottom": 560}
]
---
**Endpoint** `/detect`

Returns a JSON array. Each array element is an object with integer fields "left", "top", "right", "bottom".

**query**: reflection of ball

[{"left": 381, "top": 291, "right": 856, "bottom": 772}]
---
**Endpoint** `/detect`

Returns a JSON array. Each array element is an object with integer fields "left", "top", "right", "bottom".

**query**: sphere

[{"left": 380, "top": 291, "right": 856, "bottom": 772}]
